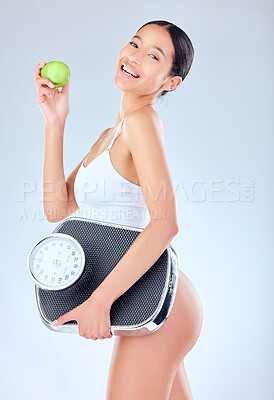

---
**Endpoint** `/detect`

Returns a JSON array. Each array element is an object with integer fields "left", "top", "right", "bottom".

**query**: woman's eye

[
  {"left": 129, "top": 41, "right": 138, "bottom": 48},
  {"left": 129, "top": 42, "right": 159, "bottom": 61}
]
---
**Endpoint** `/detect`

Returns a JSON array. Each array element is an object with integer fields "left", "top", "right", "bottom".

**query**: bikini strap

[{"left": 107, "top": 117, "right": 125, "bottom": 151}]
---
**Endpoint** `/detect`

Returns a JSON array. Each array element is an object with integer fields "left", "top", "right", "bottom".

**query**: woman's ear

[{"left": 164, "top": 75, "right": 182, "bottom": 91}]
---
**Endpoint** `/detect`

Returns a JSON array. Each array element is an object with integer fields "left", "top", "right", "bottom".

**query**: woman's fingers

[
  {"left": 61, "top": 79, "right": 69, "bottom": 94},
  {"left": 36, "top": 76, "right": 55, "bottom": 88},
  {"left": 38, "top": 86, "right": 55, "bottom": 96},
  {"left": 34, "top": 61, "right": 46, "bottom": 79},
  {"left": 34, "top": 62, "right": 55, "bottom": 89}
]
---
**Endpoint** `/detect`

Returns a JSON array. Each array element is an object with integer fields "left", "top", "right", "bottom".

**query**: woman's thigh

[
  {"left": 106, "top": 270, "right": 203, "bottom": 400},
  {"left": 168, "top": 359, "right": 193, "bottom": 400}
]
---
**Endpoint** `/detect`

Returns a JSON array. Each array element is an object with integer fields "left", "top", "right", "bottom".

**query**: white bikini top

[{"left": 74, "top": 117, "right": 151, "bottom": 229}]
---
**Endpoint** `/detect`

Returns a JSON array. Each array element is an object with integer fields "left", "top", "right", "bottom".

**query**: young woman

[{"left": 34, "top": 20, "right": 203, "bottom": 400}]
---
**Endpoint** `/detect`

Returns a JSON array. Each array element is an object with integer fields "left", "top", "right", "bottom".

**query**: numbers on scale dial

[{"left": 30, "top": 236, "right": 83, "bottom": 288}]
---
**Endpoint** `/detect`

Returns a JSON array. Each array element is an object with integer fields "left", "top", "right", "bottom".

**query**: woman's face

[{"left": 114, "top": 24, "right": 176, "bottom": 97}]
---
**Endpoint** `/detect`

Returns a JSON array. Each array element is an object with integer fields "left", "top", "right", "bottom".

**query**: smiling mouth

[{"left": 120, "top": 64, "right": 140, "bottom": 78}]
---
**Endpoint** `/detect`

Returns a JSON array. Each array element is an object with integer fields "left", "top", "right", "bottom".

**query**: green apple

[{"left": 41, "top": 61, "right": 70, "bottom": 88}]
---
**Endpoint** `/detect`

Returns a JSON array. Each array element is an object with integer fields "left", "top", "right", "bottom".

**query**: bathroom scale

[{"left": 27, "top": 216, "right": 179, "bottom": 336}]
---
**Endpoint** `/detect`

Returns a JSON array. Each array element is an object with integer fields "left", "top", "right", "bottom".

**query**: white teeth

[{"left": 122, "top": 64, "right": 139, "bottom": 78}]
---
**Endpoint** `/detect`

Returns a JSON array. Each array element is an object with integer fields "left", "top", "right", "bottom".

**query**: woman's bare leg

[
  {"left": 106, "top": 271, "right": 203, "bottom": 400},
  {"left": 168, "top": 360, "right": 193, "bottom": 400}
]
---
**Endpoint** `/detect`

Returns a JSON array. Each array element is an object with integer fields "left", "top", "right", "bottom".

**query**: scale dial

[{"left": 27, "top": 233, "right": 85, "bottom": 291}]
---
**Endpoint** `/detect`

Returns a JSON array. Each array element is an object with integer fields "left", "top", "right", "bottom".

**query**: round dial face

[{"left": 27, "top": 233, "right": 85, "bottom": 290}]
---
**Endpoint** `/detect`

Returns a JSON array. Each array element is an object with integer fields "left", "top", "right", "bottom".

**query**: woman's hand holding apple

[{"left": 34, "top": 61, "right": 70, "bottom": 126}]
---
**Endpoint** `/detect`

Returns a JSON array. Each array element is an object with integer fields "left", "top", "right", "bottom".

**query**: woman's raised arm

[{"left": 42, "top": 121, "right": 90, "bottom": 222}]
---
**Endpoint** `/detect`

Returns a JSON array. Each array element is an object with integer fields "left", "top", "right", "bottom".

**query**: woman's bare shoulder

[
  {"left": 124, "top": 106, "right": 164, "bottom": 146},
  {"left": 94, "top": 127, "right": 112, "bottom": 146}
]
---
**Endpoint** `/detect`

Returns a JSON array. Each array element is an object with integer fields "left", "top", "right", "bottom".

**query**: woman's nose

[{"left": 128, "top": 53, "right": 142, "bottom": 64}]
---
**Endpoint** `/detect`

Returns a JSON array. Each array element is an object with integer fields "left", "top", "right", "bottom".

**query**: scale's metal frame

[{"left": 30, "top": 217, "right": 179, "bottom": 337}]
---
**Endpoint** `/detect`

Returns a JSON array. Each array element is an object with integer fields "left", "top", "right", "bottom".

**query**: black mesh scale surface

[{"left": 35, "top": 217, "right": 178, "bottom": 335}]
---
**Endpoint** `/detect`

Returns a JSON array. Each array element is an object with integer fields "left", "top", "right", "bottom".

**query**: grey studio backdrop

[{"left": 0, "top": 1, "right": 273, "bottom": 399}]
